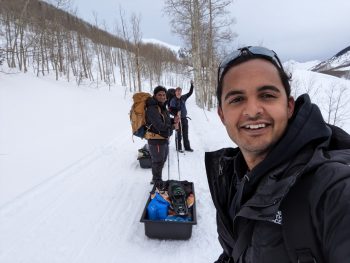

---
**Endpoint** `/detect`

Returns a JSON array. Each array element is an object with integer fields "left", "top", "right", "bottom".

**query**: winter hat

[{"left": 153, "top": 85, "right": 167, "bottom": 95}]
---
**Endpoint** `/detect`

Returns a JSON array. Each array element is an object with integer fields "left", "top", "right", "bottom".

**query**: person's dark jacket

[
  {"left": 205, "top": 94, "right": 350, "bottom": 263},
  {"left": 145, "top": 96, "right": 173, "bottom": 140},
  {"left": 169, "top": 83, "right": 194, "bottom": 117}
]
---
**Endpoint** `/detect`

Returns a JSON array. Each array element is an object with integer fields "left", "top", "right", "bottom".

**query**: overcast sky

[{"left": 71, "top": 0, "right": 350, "bottom": 62}]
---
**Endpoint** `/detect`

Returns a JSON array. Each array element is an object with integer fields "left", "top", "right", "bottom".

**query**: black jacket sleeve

[{"left": 182, "top": 82, "right": 194, "bottom": 101}]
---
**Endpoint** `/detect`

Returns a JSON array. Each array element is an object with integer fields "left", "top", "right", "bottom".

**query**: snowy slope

[
  {"left": 284, "top": 59, "right": 321, "bottom": 71},
  {"left": 0, "top": 70, "right": 230, "bottom": 263}
]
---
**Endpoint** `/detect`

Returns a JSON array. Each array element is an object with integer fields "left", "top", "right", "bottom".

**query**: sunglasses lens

[
  {"left": 219, "top": 50, "right": 241, "bottom": 69},
  {"left": 248, "top": 46, "right": 277, "bottom": 60},
  {"left": 218, "top": 46, "right": 282, "bottom": 82}
]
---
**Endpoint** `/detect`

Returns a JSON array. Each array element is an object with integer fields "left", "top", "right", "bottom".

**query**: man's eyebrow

[
  {"left": 223, "top": 90, "right": 244, "bottom": 101},
  {"left": 257, "top": 85, "right": 281, "bottom": 93}
]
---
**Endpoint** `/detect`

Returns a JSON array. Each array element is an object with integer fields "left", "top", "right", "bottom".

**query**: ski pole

[
  {"left": 167, "top": 140, "right": 170, "bottom": 181},
  {"left": 179, "top": 117, "right": 185, "bottom": 155},
  {"left": 175, "top": 130, "right": 181, "bottom": 180}
]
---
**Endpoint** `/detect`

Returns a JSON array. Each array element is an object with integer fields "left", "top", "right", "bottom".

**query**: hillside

[
  {"left": 0, "top": 0, "right": 184, "bottom": 89},
  {"left": 311, "top": 45, "right": 350, "bottom": 79}
]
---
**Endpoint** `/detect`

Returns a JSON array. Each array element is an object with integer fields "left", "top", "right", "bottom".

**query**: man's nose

[{"left": 243, "top": 99, "right": 263, "bottom": 117}]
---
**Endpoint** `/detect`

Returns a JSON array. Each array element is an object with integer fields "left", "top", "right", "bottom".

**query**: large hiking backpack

[{"left": 130, "top": 92, "right": 152, "bottom": 138}]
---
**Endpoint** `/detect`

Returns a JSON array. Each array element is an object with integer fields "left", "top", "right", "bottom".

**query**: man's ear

[
  {"left": 218, "top": 106, "right": 226, "bottom": 125},
  {"left": 287, "top": 96, "right": 295, "bottom": 119}
]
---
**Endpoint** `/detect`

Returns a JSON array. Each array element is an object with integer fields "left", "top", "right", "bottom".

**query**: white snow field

[
  {"left": 0, "top": 70, "right": 229, "bottom": 263},
  {"left": 1, "top": 62, "right": 350, "bottom": 263}
]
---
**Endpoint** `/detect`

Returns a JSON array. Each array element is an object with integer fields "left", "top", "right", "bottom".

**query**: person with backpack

[
  {"left": 145, "top": 85, "right": 179, "bottom": 185},
  {"left": 205, "top": 46, "right": 350, "bottom": 263},
  {"left": 169, "top": 81, "right": 194, "bottom": 152}
]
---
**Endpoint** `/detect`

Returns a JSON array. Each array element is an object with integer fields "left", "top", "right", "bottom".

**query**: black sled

[
  {"left": 140, "top": 180, "right": 197, "bottom": 240},
  {"left": 137, "top": 144, "right": 152, "bottom": 168}
]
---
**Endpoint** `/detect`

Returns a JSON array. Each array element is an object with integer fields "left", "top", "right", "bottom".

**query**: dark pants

[
  {"left": 148, "top": 140, "right": 169, "bottom": 182},
  {"left": 176, "top": 117, "right": 191, "bottom": 150}
]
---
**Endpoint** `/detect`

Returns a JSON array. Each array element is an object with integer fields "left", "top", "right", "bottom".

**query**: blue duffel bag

[{"left": 147, "top": 193, "right": 169, "bottom": 220}]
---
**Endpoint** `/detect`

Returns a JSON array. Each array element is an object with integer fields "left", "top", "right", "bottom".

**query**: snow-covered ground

[
  {"left": 1, "top": 62, "right": 350, "bottom": 263},
  {"left": 0, "top": 69, "right": 230, "bottom": 262}
]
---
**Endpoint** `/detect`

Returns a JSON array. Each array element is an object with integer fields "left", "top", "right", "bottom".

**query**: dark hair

[
  {"left": 217, "top": 54, "right": 291, "bottom": 107},
  {"left": 153, "top": 85, "right": 167, "bottom": 95}
]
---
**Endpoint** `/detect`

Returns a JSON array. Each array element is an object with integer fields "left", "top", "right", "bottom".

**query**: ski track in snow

[{"left": 0, "top": 107, "right": 223, "bottom": 263}]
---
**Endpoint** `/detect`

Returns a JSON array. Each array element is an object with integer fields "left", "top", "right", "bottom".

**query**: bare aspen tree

[
  {"left": 93, "top": 12, "right": 103, "bottom": 82},
  {"left": 42, "top": 30, "right": 50, "bottom": 75},
  {"left": 206, "top": 0, "right": 214, "bottom": 108},
  {"left": 164, "top": 0, "right": 201, "bottom": 101},
  {"left": 4, "top": 11, "right": 15, "bottom": 67},
  {"left": 103, "top": 28, "right": 116, "bottom": 87},
  {"left": 192, "top": 0, "right": 204, "bottom": 106},
  {"left": 302, "top": 74, "right": 320, "bottom": 99},
  {"left": 0, "top": 48, "right": 4, "bottom": 65},
  {"left": 16, "top": 0, "right": 30, "bottom": 72},
  {"left": 325, "top": 82, "right": 336, "bottom": 124},
  {"left": 331, "top": 84, "right": 349, "bottom": 126},
  {"left": 323, "top": 82, "right": 349, "bottom": 126},
  {"left": 164, "top": 0, "right": 235, "bottom": 108},
  {"left": 118, "top": 7, "right": 133, "bottom": 91},
  {"left": 131, "top": 13, "right": 142, "bottom": 92},
  {"left": 114, "top": 19, "right": 127, "bottom": 86},
  {"left": 18, "top": 19, "right": 27, "bottom": 72},
  {"left": 68, "top": 34, "right": 78, "bottom": 78},
  {"left": 116, "top": 47, "right": 127, "bottom": 86}
]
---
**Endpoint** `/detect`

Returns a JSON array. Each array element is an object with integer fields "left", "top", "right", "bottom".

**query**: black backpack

[{"left": 166, "top": 88, "right": 176, "bottom": 109}]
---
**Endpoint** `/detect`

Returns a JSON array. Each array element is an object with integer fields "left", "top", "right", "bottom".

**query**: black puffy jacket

[
  {"left": 145, "top": 96, "right": 173, "bottom": 139},
  {"left": 205, "top": 94, "right": 350, "bottom": 263}
]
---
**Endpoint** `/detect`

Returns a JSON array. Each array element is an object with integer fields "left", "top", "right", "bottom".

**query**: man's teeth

[{"left": 245, "top": 124, "right": 266, "bottom": 129}]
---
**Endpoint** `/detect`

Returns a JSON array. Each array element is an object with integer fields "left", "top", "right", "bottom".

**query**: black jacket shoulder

[{"left": 145, "top": 97, "right": 173, "bottom": 138}]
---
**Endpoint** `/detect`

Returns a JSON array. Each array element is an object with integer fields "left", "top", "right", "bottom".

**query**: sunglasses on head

[{"left": 218, "top": 46, "right": 284, "bottom": 82}]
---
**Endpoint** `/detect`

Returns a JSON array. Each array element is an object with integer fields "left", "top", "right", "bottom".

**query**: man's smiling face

[{"left": 218, "top": 59, "right": 295, "bottom": 169}]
